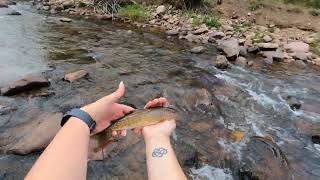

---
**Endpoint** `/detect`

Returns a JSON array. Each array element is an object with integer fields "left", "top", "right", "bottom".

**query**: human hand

[
  {"left": 81, "top": 82, "right": 134, "bottom": 135},
  {"left": 133, "top": 97, "right": 176, "bottom": 141}
]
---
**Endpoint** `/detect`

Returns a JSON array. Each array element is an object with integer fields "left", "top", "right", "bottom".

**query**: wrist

[
  {"left": 66, "top": 117, "right": 90, "bottom": 135},
  {"left": 144, "top": 135, "right": 171, "bottom": 144}
]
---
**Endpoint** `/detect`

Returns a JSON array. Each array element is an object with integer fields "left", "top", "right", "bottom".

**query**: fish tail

[{"left": 93, "top": 128, "right": 113, "bottom": 152}]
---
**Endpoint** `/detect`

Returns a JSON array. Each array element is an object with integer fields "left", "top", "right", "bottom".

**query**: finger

[
  {"left": 120, "top": 130, "right": 127, "bottom": 136},
  {"left": 158, "top": 97, "right": 168, "bottom": 107},
  {"left": 118, "top": 104, "right": 135, "bottom": 114},
  {"left": 145, "top": 99, "right": 159, "bottom": 109},
  {"left": 133, "top": 128, "right": 142, "bottom": 134},
  {"left": 144, "top": 101, "right": 152, "bottom": 109},
  {"left": 112, "top": 131, "right": 117, "bottom": 136},
  {"left": 106, "top": 81, "right": 125, "bottom": 103}
]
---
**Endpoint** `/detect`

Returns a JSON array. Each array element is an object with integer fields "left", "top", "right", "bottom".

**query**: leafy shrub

[
  {"left": 310, "top": 9, "right": 320, "bottom": 16},
  {"left": 311, "top": 39, "right": 320, "bottom": 55},
  {"left": 249, "top": 0, "right": 264, "bottom": 11},
  {"left": 118, "top": 4, "right": 150, "bottom": 21}
]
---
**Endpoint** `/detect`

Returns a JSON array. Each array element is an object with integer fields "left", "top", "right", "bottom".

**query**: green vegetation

[
  {"left": 118, "top": 4, "right": 150, "bottom": 21},
  {"left": 311, "top": 38, "right": 320, "bottom": 55},
  {"left": 233, "top": 21, "right": 252, "bottom": 33},
  {"left": 192, "top": 15, "right": 221, "bottom": 28},
  {"left": 253, "top": 31, "right": 271, "bottom": 43},
  {"left": 310, "top": 8, "right": 320, "bottom": 16},
  {"left": 249, "top": 0, "right": 264, "bottom": 11},
  {"left": 282, "top": 0, "right": 320, "bottom": 9}
]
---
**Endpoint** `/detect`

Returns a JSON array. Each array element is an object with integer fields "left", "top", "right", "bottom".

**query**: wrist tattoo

[{"left": 152, "top": 147, "right": 168, "bottom": 158}]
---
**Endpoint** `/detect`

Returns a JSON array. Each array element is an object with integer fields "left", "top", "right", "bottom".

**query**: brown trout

[{"left": 91, "top": 107, "right": 177, "bottom": 152}]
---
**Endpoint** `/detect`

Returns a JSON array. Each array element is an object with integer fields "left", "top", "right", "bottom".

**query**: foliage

[
  {"left": 118, "top": 4, "right": 150, "bottom": 21},
  {"left": 310, "top": 8, "right": 320, "bottom": 16},
  {"left": 233, "top": 21, "right": 252, "bottom": 33},
  {"left": 249, "top": 0, "right": 264, "bottom": 11},
  {"left": 282, "top": 0, "right": 320, "bottom": 9},
  {"left": 192, "top": 15, "right": 221, "bottom": 28},
  {"left": 310, "top": 38, "right": 320, "bottom": 55},
  {"left": 253, "top": 31, "right": 270, "bottom": 43}
]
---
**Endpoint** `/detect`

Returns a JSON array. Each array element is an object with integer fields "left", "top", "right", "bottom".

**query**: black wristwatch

[{"left": 61, "top": 108, "right": 96, "bottom": 133}]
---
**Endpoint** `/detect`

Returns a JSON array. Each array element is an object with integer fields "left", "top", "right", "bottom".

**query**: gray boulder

[{"left": 218, "top": 38, "right": 240, "bottom": 61}]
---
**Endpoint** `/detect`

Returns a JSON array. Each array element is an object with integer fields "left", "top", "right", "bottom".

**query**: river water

[{"left": 0, "top": 2, "right": 320, "bottom": 180}]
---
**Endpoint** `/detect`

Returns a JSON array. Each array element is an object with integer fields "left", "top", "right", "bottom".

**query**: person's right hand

[{"left": 133, "top": 98, "right": 176, "bottom": 141}]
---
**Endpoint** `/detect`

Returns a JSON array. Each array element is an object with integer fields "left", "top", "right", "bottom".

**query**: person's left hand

[{"left": 81, "top": 82, "right": 134, "bottom": 135}]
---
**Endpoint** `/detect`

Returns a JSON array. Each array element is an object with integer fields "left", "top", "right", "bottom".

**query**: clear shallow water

[
  {"left": 0, "top": 4, "right": 48, "bottom": 86},
  {"left": 0, "top": 2, "right": 320, "bottom": 180}
]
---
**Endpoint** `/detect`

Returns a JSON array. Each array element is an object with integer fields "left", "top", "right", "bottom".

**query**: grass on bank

[
  {"left": 192, "top": 15, "right": 221, "bottom": 28},
  {"left": 311, "top": 38, "right": 320, "bottom": 55},
  {"left": 310, "top": 8, "right": 320, "bottom": 16},
  {"left": 118, "top": 4, "right": 150, "bottom": 21}
]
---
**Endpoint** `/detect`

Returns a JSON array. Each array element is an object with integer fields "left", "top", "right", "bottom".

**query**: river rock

[
  {"left": 284, "top": 41, "right": 309, "bottom": 53},
  {"left": 239, "top": 46, "right": 248, "bottom": 57},
  {"left": 263, "top": 57, "right": 273, "bottom": 65},
  {"left": 263, "top": 35, "right": 273, "bottom": 42},
  {"left": 165, "top": 29, "right": 179, "bottom": 36},
  {"left": 62, "top": 0, "right": 74, "bottom": 9},
  {"left": 193, "top": 27, "right": 208, "bottom": 35},
  {"left": 212, "top": 55, "right": 229, "bottom": 69},
  {"left": 60, "top": 17, "right": 72, "bottom": 22},
  {"left": 290, "top": 52, "right": 313, "bottom": 61},
  {"left": 247, "top": 46, "right": 260, "bottom": 54},
  {"left": 190, "top": 46, "right": 206, "bottom": 54},
  {"left": 262, "top": 49, "right": 285, "bottom": 61},
  {"left": 43, "top": 5, "right": 50, "bottom": 11},
  {"left": 0, "top": 0, "right": 8, "bottom": 8},
  {"left": 235, "top": 56, "right": 247, "bottom": 67},
  {"left": 256, "top": 43, "right": 279, "bottom": 50},
  {"left": 0, "top": 76, "right": 50, "bottom": 96},
  {"left": 0, "top": 112, "right": 62, "bottom": 154},
  {"left": 188, "top": 122, "right": 212, "bottom": 132},
  {"left": 218, "top": 38, "right": 240, "bottom": 61},
  {"left": 240, "top": 136, "right": 291, "bottom": 180},
  {"left": 210, "top": 31, "right": 225, "bottom": 39},
  {"left": 156, "top": 5, "right": 166, "bottom": 15},
  {"left": 286, "top": 96, "right": 301, "bottom": 110},
  {"left": 63, "top": 70, "right": 88, "bottom": 82},
  {"left": 6, "top": 10, "right": 21, "bottom": 15},
  {"left": 184, "top": 33, "right": 198, "bottom": 42}
]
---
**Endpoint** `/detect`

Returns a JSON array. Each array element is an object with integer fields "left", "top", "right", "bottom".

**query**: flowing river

[{"left": 0, "top": 2, "right": 320, "bottom": 180}]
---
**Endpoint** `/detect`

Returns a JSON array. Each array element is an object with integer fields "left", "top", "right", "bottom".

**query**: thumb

[{"left": 107, "top": 81, "right": 125, "bottom": 103}]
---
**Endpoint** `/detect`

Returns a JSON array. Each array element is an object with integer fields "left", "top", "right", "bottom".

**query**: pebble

[
  {"left": 64, "top": 70, "right": 88, "bottom": 82},
  {"left": 190, "top": 46, "right": 206, "bottom": 54}
]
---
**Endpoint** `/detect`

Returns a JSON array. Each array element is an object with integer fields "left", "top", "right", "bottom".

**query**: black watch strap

[{"left": 61, "top": 109, "right": 96, "bottom": 132}]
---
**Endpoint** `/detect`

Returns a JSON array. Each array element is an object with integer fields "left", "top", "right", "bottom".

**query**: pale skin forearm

[
  {"left": 145, "top": 136, "right": 187, "bottom": 180},
  {"left": 25, "top": 117, "right": 90, "bottom": 180}
]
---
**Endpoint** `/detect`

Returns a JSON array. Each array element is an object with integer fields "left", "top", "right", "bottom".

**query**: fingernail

[{"left": 119, "top": 81, "right": 124, "bottom": 87}]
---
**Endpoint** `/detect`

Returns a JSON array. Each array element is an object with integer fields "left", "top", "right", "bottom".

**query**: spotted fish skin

[{"left": 91, "top": 107, "right": 177, "bottom": 151}]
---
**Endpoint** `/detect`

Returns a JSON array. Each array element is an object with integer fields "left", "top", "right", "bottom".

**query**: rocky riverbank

[{"left": 29, "top": 0, "right": 320, "bottom": 69}]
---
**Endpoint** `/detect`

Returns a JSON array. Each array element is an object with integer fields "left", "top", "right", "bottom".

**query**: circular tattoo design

[{"left": 152, "top": 148, "right": 168, "bottom": 157}]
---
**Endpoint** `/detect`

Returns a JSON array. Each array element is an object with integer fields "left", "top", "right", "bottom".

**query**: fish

[{"left": 90, "top": 107, "right": 178, "bottom": 153}]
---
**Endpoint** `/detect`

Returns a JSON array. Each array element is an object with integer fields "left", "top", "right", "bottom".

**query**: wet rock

[
  {"left": 188, "top": 122, "right": 212, "bottom": 132},
  {"left": 256, "top": 43, "right": 279, "bottom": 50},
  {"left": 62, "top": 1, "right": 74, "bottom": 9},
  {"left": 0, "top": 112, "right": 62, "bottom": 154},
  {"left": 286, "top": 96, "right": 301, "bottom": 110},
  {"left": 43, "top": 5, "right": 50, "bottom": 11},
  {"left": 284, "top": 41, "right": 309, "bottom": 53},
  {"left": 59, "top": 17, "right": 72, "bottom": 22},
  {"left": 263, "top": 57, "right": 273, "bottom": 65},
  {"left": 311, "top": 135, "right": 320, "bottom": 144},
  {"left": 218, "top": 38, "right": 240, "bottom": 61},
  {"left": 294, "top": 60, "right": 306, "bottom": 68},
  {"left": 6, "top": 10, "right": 21, "bottom": 15},
  {"left": 190, "top": 46, "right": 206, "bottom": 54},
  {"left": 235, "top": 56, "right": 247, "bottom": 67},
  {"left": 165, "top": 29, "right": 179, "bottom": 36},
  {"left": 263, "top": 35, "right": 273, "bottom": 42},
  {"left": 63, "top": 70, "right": 88, "bottom": 82},
  {"left": 210, "top": 31, "right": 225, "bottom": 39},
  {"left": 248, "top": 60, "right": 254, "bottom": 67},
  {"left": 0, "top": 76, "right": 50, "bottom": 96},
  {"left": 247, "top": 46, "right": 260, "bottom": 54},
  {"left": 261, "top": 49, "right": 285, "bottom": 61},
  {"left": 184, "top": 33, "right": 198, "bottom": 42},
  {"left": 212, "top": 55, "right": 229, "bottom": 69},
  {"left": 239, "top": 46, "right": 248, "bottom": 57},
  {"left": 240, "top": 136, "right": 291, "bottom": 180},
  {"left": 156, "top": 5, "right": 166, "bottom": 15},
  {"left": 0, "top": 0, "right": 9, "bottom": 8},
  {"left": 294, "top": 119, "right": 320, "bottom": 136},
  {"left": 193, "top": 27, "right": 208, "bottom": 35}
]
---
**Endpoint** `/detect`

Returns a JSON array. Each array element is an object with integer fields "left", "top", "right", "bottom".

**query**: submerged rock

[
  {"left": 240, "top": 136, "right": 291, "bottom": 180},
  {"left": 6, "top": 10, "right": 21, "bottom": 15},
  {"left": 212, "top": 55, "right": 229, "bottom": 69},
  {"left": 0, "top": 76, "right": 50, "bottom": 96},
  {"left": 190, "top": 46, "right": 206, "bottom": 54},
  {"left": 64, "top": 70, "right": 88, "bottom": 82},
  {"left": 60, "top": 17, "right": 72, "bottom": 22},
  {"left": 218, "top": 38, "right": 240, "bottom": 61},
  {"left": 286, "top": 96, "right": 301, "bottom": 111},
  {"left": 0, "top": 112, "right": 62, "bottom": 154}
]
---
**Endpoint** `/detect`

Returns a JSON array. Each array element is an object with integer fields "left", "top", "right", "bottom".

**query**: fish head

[{"left": 162, "top": 107, "right": 178, "bottom": 121}]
